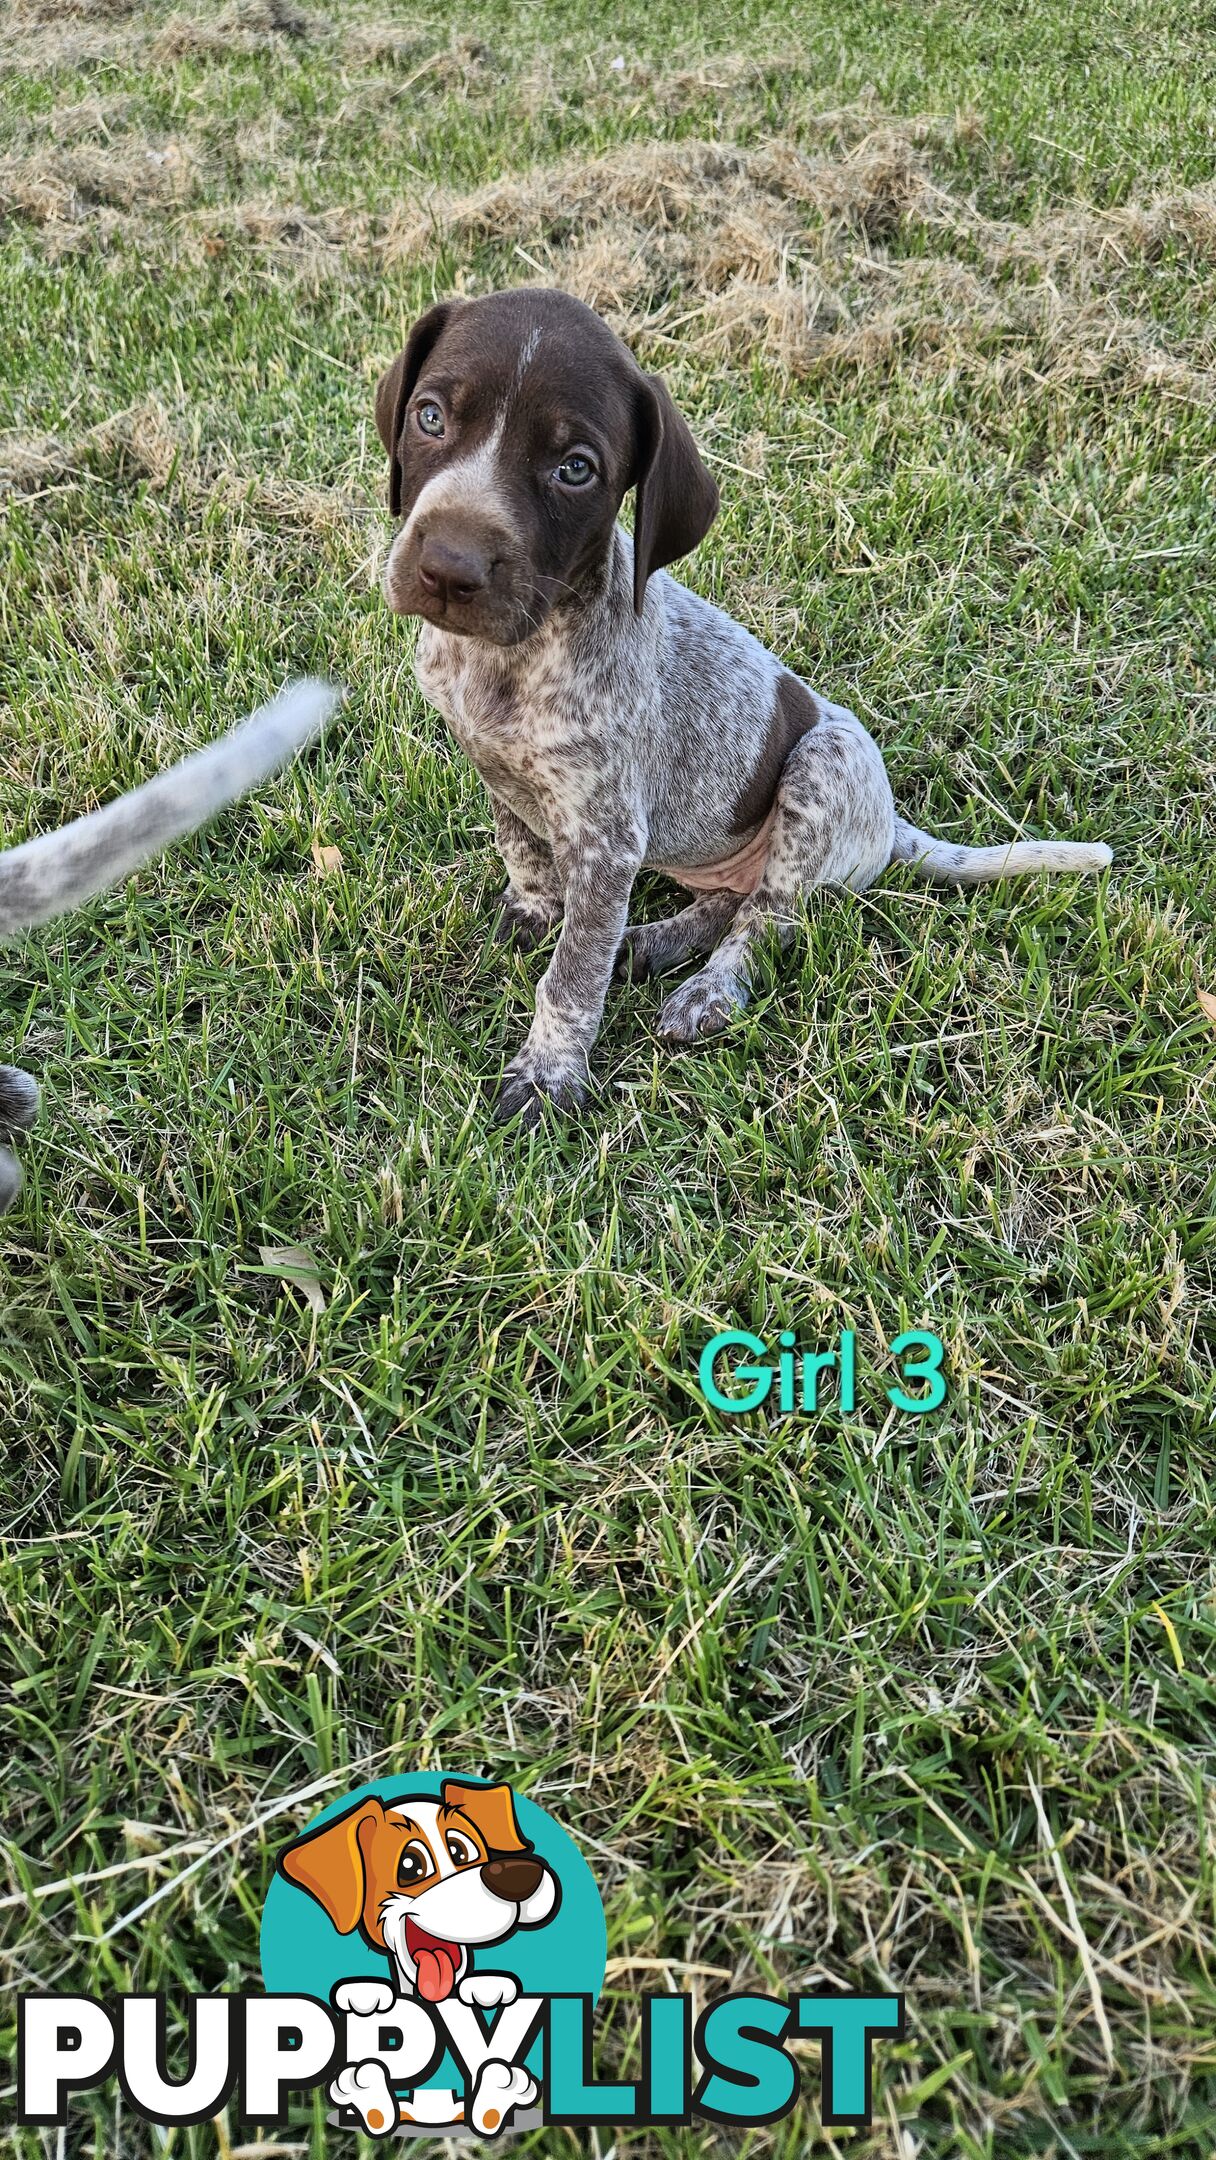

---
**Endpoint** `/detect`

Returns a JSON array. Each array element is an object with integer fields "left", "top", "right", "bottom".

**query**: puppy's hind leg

[
  {"left": 658, "top": 711, "right": 894, "bottom": 1044},
  {"left": 617, "top": 890, "right": 741, "bottom": 980}
]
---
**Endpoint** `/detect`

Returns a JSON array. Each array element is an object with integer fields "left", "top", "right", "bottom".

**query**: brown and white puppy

[
  {"left": 279, "top": 1781, "right": 557, "bottom": 2137},
  {"left": 376, "top": 286, "right": 1111, "bottom": 1126}
]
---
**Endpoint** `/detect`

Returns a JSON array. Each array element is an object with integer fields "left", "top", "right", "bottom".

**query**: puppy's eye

[
  {"left": 396, "top": 1841, "right": 431, "bottom": 1886},
  {"left": 415, "top": 401, "right": 445, "bottom": 438},
  {"left": 445, "top": 1831, "right": 478, "bottom": 1867},
  {"left": 555, "top": 453, "right": 594, "bottom": 487}
]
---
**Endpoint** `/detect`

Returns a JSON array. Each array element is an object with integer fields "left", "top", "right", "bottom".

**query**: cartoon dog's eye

[
  {"left": 396, "top": 1841, "right": 432, "bottom": 1886},
  {"left": 445, "top": 1831, "right": 478, "bottom": 1867},
  {"left": 555, "top": 453, "right": 594, "bottom": 486},
  {"left": 415, "top": 401, "right": 445, "bottom": 438}
]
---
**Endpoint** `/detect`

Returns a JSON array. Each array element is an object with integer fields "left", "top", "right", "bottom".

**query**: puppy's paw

[
  {"left": 458, "top": 1971, "right": 518, "bottom": 2010},
  {"left": 329, "top": 2060, "right": 398, "bottom": 2137},
  {"left": 615, "top": 923, "right": 667, "bottom": 982},
  {"left": 333, "top": 1979, "right": 397, "bottom": 2018},
  {"left": 658, "top": 969, "right": 744, "bottom": 1044},
  {"left": 0, "top": 1065, "right": 39, "bottom": 1136},
  {"left": 493, "top": 888, "right": 562, "bottom": 951},
  {"left": 495, "top": 1053, "right": 588, "bottom": 1128},
  {"left": 470, "top": 2059, "right": 536, "bottom": 2137},
  {"left": 0, "top": 1145, "right": 21, "bottom": 1215}
]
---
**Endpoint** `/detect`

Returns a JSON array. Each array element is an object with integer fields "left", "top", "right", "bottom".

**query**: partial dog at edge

[
  {"left": 375, "top": 285, "right": 1112, "bottom": 1128},
  {"left": 0, "top": 680, "right": 338, "bottom": 1212}
]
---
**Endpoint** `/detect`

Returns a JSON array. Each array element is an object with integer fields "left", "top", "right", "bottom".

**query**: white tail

[
  {"left": 891, "top": 816, "right": 1112, "bottom": 887},
  {"left": 0, "top": 677, "right": 341, "bottom": 937}
]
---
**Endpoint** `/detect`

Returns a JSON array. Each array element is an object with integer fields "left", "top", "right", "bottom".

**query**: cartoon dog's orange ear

[
  {"left": 443, "top": 1780, "right": 529, "bottom": 1855},
  {"left": 278, "top": 1796, "right": 385, "bottom": 1933}
]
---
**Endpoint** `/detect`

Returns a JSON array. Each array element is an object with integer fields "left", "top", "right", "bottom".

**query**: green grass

[{"left": 2, "top": 0, "right": 1215, "bottom": 2153}]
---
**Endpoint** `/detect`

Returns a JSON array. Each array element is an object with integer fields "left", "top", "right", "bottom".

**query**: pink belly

[{"left": 652, "top": 807, "right": 777, "bottom": 895}]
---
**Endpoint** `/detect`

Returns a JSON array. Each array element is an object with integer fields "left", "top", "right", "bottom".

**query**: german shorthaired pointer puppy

[
  {"left": 0, "top": 680, "right": 336, "bottom": 1211},
  {"left": 376, "top": 287, "right": 1111, "bottom": 1127}
]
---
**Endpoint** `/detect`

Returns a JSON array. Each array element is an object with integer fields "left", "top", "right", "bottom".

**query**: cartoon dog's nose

[
  {"left": 481, "top": 1856, "right": 544, "bottom": 1903},
  {"left": 417, "top": 535, "right": 491, "bottom": 606}
]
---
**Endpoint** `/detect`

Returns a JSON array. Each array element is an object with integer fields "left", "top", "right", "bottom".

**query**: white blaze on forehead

[
  {"left": 401, "top": 418, "right": 512, "bottom": 548},
  {"left": 513, "top": 325, "right": 542, "bottom": 387}
]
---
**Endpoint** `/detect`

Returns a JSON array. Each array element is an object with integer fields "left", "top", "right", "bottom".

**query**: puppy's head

[
  {"left": 278, "top": 1780, "right": 560, "bottom": 2003},
  {"left": 375, "top": 286, "right": 719, "bottom": 645}
]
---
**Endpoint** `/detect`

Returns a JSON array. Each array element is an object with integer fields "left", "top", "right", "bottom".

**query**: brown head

[
  {"left": 277, "top": 1780, "right": 559, "bottom": 1996},
  {"left": 375, "top": 286, "right": 719, "bottom": 645}
]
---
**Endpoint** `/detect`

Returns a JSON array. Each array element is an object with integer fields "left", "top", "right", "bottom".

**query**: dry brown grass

[
  {"left": 0, "top": 47, "right": 1211, "bottom": 404},
  {"left": 151, "top": 0, "right": 317, "bottom": 60},
  {"left": 0, "top": 398, "right": 182, "bottom": 494},
  {"left": 0, "top": 138, "right": 199, "bottom": 246},
  {"left": 0, "top": 397, "right": 370, "bottom": 540},
  {"left": 7, "top": 0, "right": 136, "bottom": 20},
  {"left": 340, "top": 23, "right": 496, "bottom": 79},
  {"left": 47, "top": 95, "right": 139, "bottom": 143},
  {"left": 380, "top": 125, "right": 1216, "bottom": 401}
]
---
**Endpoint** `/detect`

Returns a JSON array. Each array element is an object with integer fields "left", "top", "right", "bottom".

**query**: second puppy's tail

[
  {"left": 891, "top": 816, "right": 1112, "bottom": 886},
  {"left": 0, "top": 677, "right": 340, "bottom": 937}
]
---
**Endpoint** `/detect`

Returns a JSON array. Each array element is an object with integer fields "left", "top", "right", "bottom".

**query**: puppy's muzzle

[
  {"left": 417, "top": 533, "right": 497, "bottom": 608},
  {"left": 384, "top": 514, "right": 536, "bottom": 644},
  {"left": 481, "top": 1855, "right": 544, "bottom": 1902}
]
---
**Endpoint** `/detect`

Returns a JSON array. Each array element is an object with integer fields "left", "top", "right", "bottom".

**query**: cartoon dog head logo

[{"left": 277, "top": 1780, "right": 560, "bottom": 2005}]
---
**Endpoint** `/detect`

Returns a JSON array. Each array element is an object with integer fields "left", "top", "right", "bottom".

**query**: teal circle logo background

[{"left": 261, "top": 1776, "right": 607, "bottom": 2017}]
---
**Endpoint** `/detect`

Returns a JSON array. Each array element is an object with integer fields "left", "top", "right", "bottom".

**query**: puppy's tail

[
  {"left": 890, "top": 816, "right": 1112, "bottom": 886},
  {"left": 0, "top": 677, "right": 340, "bottom": 937}
]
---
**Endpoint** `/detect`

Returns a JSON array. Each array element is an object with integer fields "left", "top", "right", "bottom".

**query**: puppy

[
  {"left": 0, "top": 679, "right": 337, "bottom": 1210},
  {"left": 279, "top": 1781, "right": 557, "bottom": 2136},
  {"left": 374, "top": 285, "right": 1111, "bottom": 1126}
]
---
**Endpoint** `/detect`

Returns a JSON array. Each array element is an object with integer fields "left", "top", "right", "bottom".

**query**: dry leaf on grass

[
  {"left": 310, "top": 838, "right": 343, "bottom": 876},
  {"left": 258, "top": 1244, "right": 327, "bottom": 1314},
  {"left": 1197, "top": 990, "right": 1216, "bottom": 1028}
]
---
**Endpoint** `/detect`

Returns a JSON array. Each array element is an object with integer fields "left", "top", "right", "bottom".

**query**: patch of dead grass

[
  {"left": 151, "top": 0, "right": 318, "bottom": 62},
  {"left": 0, "top": 139, "right": 200, "bottom": 240},
  {"left": 7, "top": 0, "right": 136, "bottom": 19},
  {"left": 340, "top": 24, "right": 496, "bottom": 78},
  {"left": 1, "top": 398, "right": 372, "bottom": 541},
  {"left": 2, "top": 69, "right": 1211, "bottom": 407},
  {"left": 48, "top": 95, "right": 138, "bottom": 143},
  {"left": 1, "top": 399, "right": 182, "bottom": 494},
  {"left": 382, "top": 127, "right": 1215, "bottom": 402}
]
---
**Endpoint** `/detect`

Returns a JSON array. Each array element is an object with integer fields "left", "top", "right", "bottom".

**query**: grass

[{"left": 1, "top": 0, "right": 1215, "bottom": 2152}]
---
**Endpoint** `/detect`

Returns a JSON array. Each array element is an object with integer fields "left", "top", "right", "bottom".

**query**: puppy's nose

[
  {"left": 481, "top": 1856, "right": 543, "bottom": 1903},
  {"left": 417, "top": 536, "right": 491, "bottom": 606}
]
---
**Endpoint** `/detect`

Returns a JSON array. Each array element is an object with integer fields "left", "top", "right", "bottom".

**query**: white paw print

[
  {"left": 457, "top": 1971, "right": 519, "bottom": 2009},
  {"left": 471, "top": 2059, "right": 536, "bottom": 2136},
  {"left": 329, "top": 2060, "right": 398, "bottom": 2137}
]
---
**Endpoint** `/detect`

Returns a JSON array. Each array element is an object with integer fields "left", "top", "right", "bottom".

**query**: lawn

[{"left": 2, "top": 0, "right": 1215, "bottom": 2153}]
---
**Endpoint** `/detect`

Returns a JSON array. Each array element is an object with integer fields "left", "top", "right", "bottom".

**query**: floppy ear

[
  {"left": 631, "top": 373, "right": 720, "bottom": 614},
  {"left": 442, "top": 1779, "right": 529, "bottom": 1855},
  {"left": 278, "top": 1796, "right": 384, "bottom": 1934},
  {"left": 375, "top": 299, "right": 462, "bottom": 517}
]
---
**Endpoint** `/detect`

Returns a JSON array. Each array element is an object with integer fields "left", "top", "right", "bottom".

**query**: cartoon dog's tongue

[{"left": 405, "top": 1918, "right": 461, "bottom": 2002}]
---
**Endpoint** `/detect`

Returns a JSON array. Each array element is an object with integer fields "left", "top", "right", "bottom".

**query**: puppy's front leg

[
  {"left": 492, "top": 797, "right": 564, "bottom": 950},
  {"left": 497, "top": 842, "right": 640, "bottom": 1127}
]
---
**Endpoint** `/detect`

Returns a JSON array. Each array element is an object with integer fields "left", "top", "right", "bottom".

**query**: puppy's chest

[{"left": 415, "top": 630, "right": 595, "bottom": 839}]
